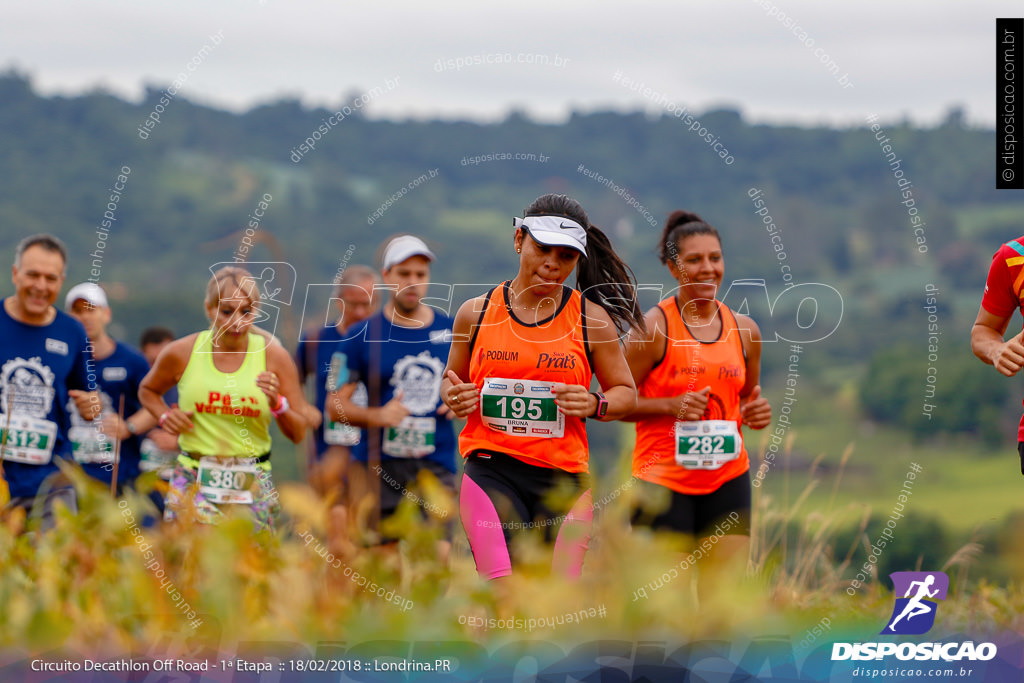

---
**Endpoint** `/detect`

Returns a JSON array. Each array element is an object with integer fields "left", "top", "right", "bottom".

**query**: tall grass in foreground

[
  {"left": 748, "top": 438, "right": 1024, "bottom": 636},
  {"left": 0, "top": 446, "right": 1021, "bottom": 656}
]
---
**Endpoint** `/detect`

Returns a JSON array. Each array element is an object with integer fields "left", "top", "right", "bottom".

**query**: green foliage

[
  {"left": 860, "top": 345, "right": 1009, "bottom": 445},
  {"left": 860, "top": 345, "right": 921, "bottom": 423},
  {"left": 833, "top": 512, "right": 952, "bottom": 579}
]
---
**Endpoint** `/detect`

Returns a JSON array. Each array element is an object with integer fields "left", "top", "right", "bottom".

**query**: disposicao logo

[
  {"left": 832, "top": 571, "right": 997, "bottom": 662},
  {"left": 881, "top": 571, "right": 948, "bottom": 635}
]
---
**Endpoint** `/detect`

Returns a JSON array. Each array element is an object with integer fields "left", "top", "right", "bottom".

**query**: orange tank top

[
  {"left": 632, "top": 297, "right": 748, "bottom": 494},
  {"left": 459, "top": 282, "right": 592, "bottom": 473}
]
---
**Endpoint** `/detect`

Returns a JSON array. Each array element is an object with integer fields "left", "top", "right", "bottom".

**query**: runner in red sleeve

[{"left": 971, "top": 236, "right": 1024, "bottom": 470}]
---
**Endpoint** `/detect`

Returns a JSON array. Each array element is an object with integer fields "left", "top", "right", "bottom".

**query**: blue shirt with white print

[
  {"left": 342, "top": 311, "right": 455, "bottom": 472},
  {"left": 0, "top": 304, "right": 92, "bottom": 499},
  {"left": 67, "top": 340, "right": 150, "bottom": 485}
]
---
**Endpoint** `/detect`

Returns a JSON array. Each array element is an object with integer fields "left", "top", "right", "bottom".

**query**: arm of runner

[
  {"left": 66, "top": 326, "right": 101, "bottom": 420},
  {"left": 104, "top": 408, "right": 158, "bottom": 441},
  {"left": 291, "top": 333, "right": 326, "bottom": 435},
  {"left": 138, "top": 336, "right": 194, "bottom": 435},
  {"left": 971, "top": 305, "right": 1024, "bottom": 376},
  {"left": 146, "top": 426, "right": 179, "bottom": 451},
  {"left": 556, "top": 300, "right": 635, "bottom": 421},
  {"left": 620, "top": 305, "right": 709, "bottom": 421},
  {"left": 737, "top": 313, "right": 772, "bottom": 429},
  {"left": 326, "top": 383, "right": 409, "bottom": 428},
  {"left": 67, "top": 389, "right": 102, "bottom": 421},
  {"left": 441, "top": 297, "right": 483, "bottom": 419},
  {"left": 261, "top": 342, "right": 312, "bottom": 443}
]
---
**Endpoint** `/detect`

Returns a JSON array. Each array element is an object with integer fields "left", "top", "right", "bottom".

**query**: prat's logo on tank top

[
  {"left": 193, "top": 390, "right": 262, "bottom": 418},
  {"left": 391, "top": 351, "right": 444, "bottom": 414},
  {"left": 536, "top": 351, "right": 576, "bottom": 370},
  {"left": 718, "top": 365, "right": 742, "bottom": 380},
  {"left": 1, "top": 357, "right": 56, "bottom": 418},
  {"left": 703, "top": 392, "right": 726, "bottom": 420}
]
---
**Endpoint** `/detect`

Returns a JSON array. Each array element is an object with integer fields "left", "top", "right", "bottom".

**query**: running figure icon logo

[{"left": 881, "top": 571, "right": 949, "bottom": 635}]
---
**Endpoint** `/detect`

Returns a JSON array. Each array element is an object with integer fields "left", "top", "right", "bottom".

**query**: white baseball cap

[
  {"left": 513, "top": 215, "right": 587, "bottom": 257},
  {"left": 65, "top": 282, "right": 108, "bottom": 309},
  {"left": 382, "top": 235, "right": 435, "bottom": 271}
]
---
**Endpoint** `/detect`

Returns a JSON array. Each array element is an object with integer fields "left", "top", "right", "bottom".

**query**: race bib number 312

[
  {"left": 0, "top": 415, "right": 57, "bottom": 465},
  {"left": 480, "top": 378, "right": 564, "bottom": 438}
]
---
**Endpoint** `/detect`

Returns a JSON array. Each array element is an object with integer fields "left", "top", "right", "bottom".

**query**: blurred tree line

[{"left": 0, "top": 70, "right": 1022, "bottom": 452}]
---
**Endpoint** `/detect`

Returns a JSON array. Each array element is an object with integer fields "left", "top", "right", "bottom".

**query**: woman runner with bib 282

[
  {"left": 139, "top": 266, "right": 313, "bottom": 530},
  {"left": 623, "top": 211, "right": 772, "bottom": 597},
  {"left": 442, "top": 193, "right": 644, "bottom": 583}
]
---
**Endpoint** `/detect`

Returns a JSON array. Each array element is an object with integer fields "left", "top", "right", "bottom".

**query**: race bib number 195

[{"left": 480, "top": 378, "right": 564, "bottom": 438}]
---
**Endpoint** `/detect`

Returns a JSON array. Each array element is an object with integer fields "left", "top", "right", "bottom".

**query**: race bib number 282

[{"left": 674, "top": 420, "right": 742, "bottom": 470}]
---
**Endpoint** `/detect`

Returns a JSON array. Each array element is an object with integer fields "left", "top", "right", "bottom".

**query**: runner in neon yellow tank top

[
  {"left": 176, "top": 329, "right": 273, "bottom": 456},
  {"left": 140, "top": 266, "right": 317, "bottom": 529}
]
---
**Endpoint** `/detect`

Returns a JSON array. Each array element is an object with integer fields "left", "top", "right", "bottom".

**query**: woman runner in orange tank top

[
  {"left": 623, "top": 210, "right": 772, "bottom": 599},
  {"left": 442, "top": 193, "right": 644, "bottom": 585}
]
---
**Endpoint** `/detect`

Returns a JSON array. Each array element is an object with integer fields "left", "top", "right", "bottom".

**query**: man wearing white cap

[
  {"left": 0, "top": 235, "right": 100, "bottom": 529},
  {"left": 65, "top": 282, "right": 153, "bottom": 491},
  {"left": 327, "top": 235, "right": 456, "bottom": 551}
]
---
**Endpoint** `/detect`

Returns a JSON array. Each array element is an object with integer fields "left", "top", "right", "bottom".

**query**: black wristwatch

[{"left": 589, "top": 391, "right": 608, "bottom": 419}]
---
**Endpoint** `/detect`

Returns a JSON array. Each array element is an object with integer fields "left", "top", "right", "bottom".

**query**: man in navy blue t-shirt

[
  {"left": 64, "top": 282, "right": 153, "bottom": 490},
  {"left": 295, "top": 265, "right": 378, "bottom": 492},
  {"left": 327, "top": 235, "right": 456, "bottom": 551},
  {"left": 1, "top": 235, "right": 100, "bottom": 528}
]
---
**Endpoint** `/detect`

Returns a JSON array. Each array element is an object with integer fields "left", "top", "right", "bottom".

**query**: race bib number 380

[
  {"left": 480, "top": 378, "right": 564, "bottom": 438},
  {"left": 0, "top": 414, "right": 57, "bottom": 465},
  {"left": 198, "top": 458, "right": 258, "bottom": 504},
  {"left": 675, "top": 420, "right": 742, "bottom": 470}
]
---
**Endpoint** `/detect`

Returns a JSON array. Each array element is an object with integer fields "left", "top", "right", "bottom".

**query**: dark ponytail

[
  {"left": 522, "top": 193, "right": 646, "bottom": 336},
  {"left": 659, "top": 210, "right": 721, "bottom": 265}
]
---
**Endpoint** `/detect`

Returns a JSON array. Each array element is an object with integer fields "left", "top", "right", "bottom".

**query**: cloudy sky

[{"left": 2, "top": 1, "right": 1016, "bottom": 127}]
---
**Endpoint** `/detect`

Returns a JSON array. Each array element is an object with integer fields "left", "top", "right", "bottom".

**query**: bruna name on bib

[{"left": 479, "top": 378, "right": 564, "bottom": 438}]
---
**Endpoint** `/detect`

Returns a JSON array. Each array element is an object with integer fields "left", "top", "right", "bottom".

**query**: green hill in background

[{"left": 3, "top": 71, "right": 1024, "bottom": 577}]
